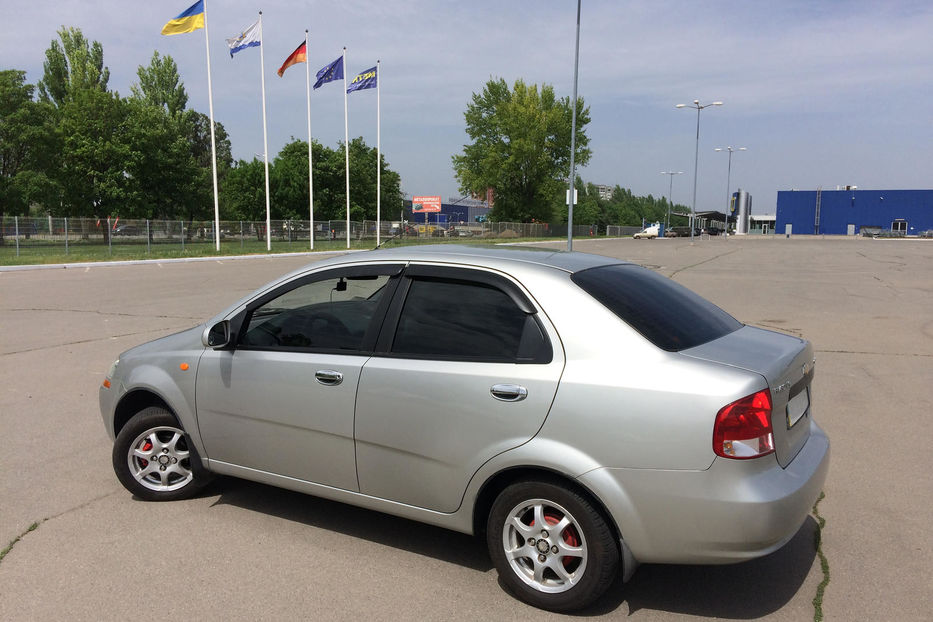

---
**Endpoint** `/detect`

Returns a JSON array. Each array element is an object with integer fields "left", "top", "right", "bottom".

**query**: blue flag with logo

[
  {"left": 313, "top": 56, "right": 344, "bottom": 89},
  {"left": 347, "top": 66, "right": 377, "bottom": 93},
  {"left": 225, "top": 19, "right": 261, "bottom": 57}
]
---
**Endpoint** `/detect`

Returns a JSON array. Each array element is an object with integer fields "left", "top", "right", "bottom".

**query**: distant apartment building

[{"left": 595, "top": 185, "right": 613, "bottom": 201}]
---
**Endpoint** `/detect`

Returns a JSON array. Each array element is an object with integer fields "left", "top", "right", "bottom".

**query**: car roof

[
  {"left": 210, "top": 245, "right": 631, "bottom": 327},
  {"left": 314, "top": 244, "right": 629, "bottom": 275}
]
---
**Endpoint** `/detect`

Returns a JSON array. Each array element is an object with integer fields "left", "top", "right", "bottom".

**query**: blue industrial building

[{"left": 776, "top": 189, "right": 933, "bottom": 236}]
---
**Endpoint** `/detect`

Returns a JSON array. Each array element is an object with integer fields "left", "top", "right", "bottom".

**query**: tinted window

[
  {"left": 391, "top": 278, "right": 547, "bottom": 362},
  {"left": 572, "top": 264, "right": 741, "bottom": 351},
  {"left": 240, "top": 274, "right": 391, "bottom": 351}
]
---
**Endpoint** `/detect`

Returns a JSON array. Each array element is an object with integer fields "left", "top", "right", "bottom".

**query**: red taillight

[{"left": 713, "top": 389, "right": 775, "bottom": 459}]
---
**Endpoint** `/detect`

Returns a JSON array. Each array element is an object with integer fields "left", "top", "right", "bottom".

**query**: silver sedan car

[{"left": 100, "top": 245, "right": 829, "bottom": 611}]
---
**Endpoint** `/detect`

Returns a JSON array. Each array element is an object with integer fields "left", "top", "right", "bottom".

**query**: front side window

[
  {"left": 391, "top": 277, "right": 549, "bottom": 363},
  {"left": 240, "top": 272, "right": 393, "bottom": 351}
]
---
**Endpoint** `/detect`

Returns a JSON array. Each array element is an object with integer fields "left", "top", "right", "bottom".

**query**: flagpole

[
  {"left": 259, "top": 12, "right": 271, "bottom": 251},
  {"left": 376, "top": 59, "right": 381, "bottom": 247},
  {"left": 306, "top": 30, "right": 313, "bottom": 250},
  {"left": 203, "top": 0, "right": 221, "bottom": 251},
  {"left": 343, "top": 47, "right": 350, "bottom": 249}
]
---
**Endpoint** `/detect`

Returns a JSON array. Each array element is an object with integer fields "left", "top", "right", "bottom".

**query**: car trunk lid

[{"left": 681, "top": 325, "right": 815, "bottom": 468}]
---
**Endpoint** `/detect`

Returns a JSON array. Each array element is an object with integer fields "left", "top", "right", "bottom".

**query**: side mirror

[{"left": 202, "top": 321, "right": 231, "bottom": 348}]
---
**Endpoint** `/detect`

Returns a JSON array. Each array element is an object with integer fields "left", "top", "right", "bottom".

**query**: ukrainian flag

[{"left": 162, "top": 0, "right": 205, "bottom": 36}]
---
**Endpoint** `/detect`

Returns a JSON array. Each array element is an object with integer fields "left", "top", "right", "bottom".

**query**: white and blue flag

[{"left": 226, "top": 19, "right": 261, "bottom": 57}]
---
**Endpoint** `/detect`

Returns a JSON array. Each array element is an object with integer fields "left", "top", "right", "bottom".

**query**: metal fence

[
  {"left": 606, "top": 225, "right": 643, "bottom": 237},
  {"left": 0, "top": 217, "right": 372, "bottom": 257},
  {"left": 0, "top": 217, "right": 604, "bottom": 260}
]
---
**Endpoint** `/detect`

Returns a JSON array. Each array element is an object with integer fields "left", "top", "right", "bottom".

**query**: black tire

[
  {"left": 487, "top": 480, "right": 620, "bottom": 612},
  {"left": 112, "top": 407, "right": 211, "bottom": 501}
]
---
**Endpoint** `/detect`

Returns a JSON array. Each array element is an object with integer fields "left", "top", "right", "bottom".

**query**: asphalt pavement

[{"left": 1, "top": 236, "right": 930, "bottom": 620}]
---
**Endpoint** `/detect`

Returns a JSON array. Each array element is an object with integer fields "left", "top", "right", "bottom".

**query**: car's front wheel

[
  {"left": 487, "top": 480, "right": 620, "bottom": 612},
  {"left": 112, "top": 407, "right": 210, "bottom": 501}
]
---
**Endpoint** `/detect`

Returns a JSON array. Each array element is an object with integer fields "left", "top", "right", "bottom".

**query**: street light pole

[
  {"left": 567, "top": 0, "right": 582, "bottom": 252},
  {"left": 676, "top": 99, "right": 722, "bottom": 242},
  {"left": 714, "top": 146, "right": 746, "bottom": 236},
  {"left": 660, "top": 171, "right": 683, "bottom": 231}
]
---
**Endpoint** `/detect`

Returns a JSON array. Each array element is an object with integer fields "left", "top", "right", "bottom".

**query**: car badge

[{"left": 802, "top": 358, "right": 815, "bottom": 377}]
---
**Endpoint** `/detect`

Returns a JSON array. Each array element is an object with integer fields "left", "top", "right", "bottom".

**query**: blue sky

[{"left": 3, "top": 0, "right": 932, "bottom": 215}]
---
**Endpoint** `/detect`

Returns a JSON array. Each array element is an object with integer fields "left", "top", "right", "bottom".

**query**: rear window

[{"left": 571, "top": 264, "right": 741, "bottom": 351}]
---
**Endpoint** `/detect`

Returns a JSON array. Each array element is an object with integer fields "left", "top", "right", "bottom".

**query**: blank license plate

[{"left": 786, "top": 387, "right": 809, "bottom": 428}]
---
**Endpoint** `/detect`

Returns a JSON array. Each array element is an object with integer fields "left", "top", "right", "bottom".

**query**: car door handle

[
  {"left": 490, "top": 384, "right": 528, "bottom": 402},
  {"left": 315, "top": 370, "right": 344, "bottom": 386}
]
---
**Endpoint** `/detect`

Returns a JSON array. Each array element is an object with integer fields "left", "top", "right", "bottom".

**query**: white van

[{"left": 633, "top": 224, "right": 660, "bottom": 239}]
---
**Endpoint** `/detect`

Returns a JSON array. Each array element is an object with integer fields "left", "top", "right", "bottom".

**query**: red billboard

[{"left": 412, "top": 195, "right": 442, "bottom": 213}]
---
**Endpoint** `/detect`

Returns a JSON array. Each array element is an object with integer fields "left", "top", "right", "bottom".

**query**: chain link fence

[
  {"left": 0, "top": 217, "right": 375, "bottom": 259},
  {"left": 606, "top": 225, "right": 643, "bottom": 237},
  {"left": 1, "top": 216, "right": 605, "bottom": 261}
]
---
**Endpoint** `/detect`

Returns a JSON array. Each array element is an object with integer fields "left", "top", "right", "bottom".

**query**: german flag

[{"left": 277, "top": 41, "right": 307, "bottom": 77}]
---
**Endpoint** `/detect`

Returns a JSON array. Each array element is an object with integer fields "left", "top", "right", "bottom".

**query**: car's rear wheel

[
  {"left": 487, "top": 480, "right": 619, "bottom": 612},
  {"left": 112, "top": 407, "right": 210, "bottom": 501}
]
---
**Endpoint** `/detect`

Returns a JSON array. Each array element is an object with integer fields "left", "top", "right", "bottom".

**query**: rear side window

[
  {"left": 391, "top": 277, "right": 550, "bottom": 363},
  {"left": 571, "top": 264, "right": 741, "bottom": 351}
]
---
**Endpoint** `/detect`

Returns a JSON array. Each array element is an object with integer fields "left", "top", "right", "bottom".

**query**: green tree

[
  {"left": 123, "top": 98, "right": 201, "bottom": 220},
  {"left": 183, "top": 110, "right": 233, "bottom": 220},
  {"left": 220, "top": 158, "right": 266, "bottom": 222},
  {"left": 312, "top": 141, "right": 347, "bottom": 222},
  {"left": 270, "top": 140, "right": 312, "bottom": 221},
  {"left": 128, "top": 52, "right": 229, "bottom": 222},
  {"left": 345, "top": 137, "right": 403, "bottom": 222},
  {"left": 184, "top": 111, "right": 232, "bottom": 175},
  {"left": 268, "top": 137, "right": 403, "bottom": 223},
  {"left": 572, "top": 179, "right": 601, "bottom": 227},
  {"left": 37, "top": 26, "right": 110, "bottom": 108},
  {"left": 601, "top": 185, "right": 677, "bottom": 227},
  {"left": 35, "top": 26, "right": 124, "bottom": 228},
  {"left": 561, "top": 180, "right": 690, "bottom": 230},
  {"left": 57, "top": 88, "right": 128, "bottom": 220},
  {"left": 0, "top": 70, "right": 58, "bottom": 238},
  {"left": 126, "top": 53, "right": 203, "bottom": 221},
  {"left": 452, "top": 78, "right": 590, "bottom": 223},
  {"left": 131, "top": 51, "right": 188, "bottom": 117}
]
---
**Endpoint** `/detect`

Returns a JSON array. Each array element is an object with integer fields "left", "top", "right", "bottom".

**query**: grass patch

[
  {"left": 0, "top": 521, "right": 42, "bottom": 565},
  {"left": 0, "top": 235, "right": 573, "bottom": 266},
  {"left": 812, "top": 491, "right": 829, "bottom": 622},
  {"left": 0, "top": 237, "right": 374, "bottom": 266}
]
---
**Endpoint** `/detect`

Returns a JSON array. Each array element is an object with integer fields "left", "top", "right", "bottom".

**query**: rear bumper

[{"left": 579, "top": 420, "right": 830, "bottom": 564}]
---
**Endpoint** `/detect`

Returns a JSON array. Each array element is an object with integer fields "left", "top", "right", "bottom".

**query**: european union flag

[
  {"left": 313, "top": 56, "right": 344, "bottom": 90},
  {"left": 347, "top": 66, "right": 377, "bottom": 93}
]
